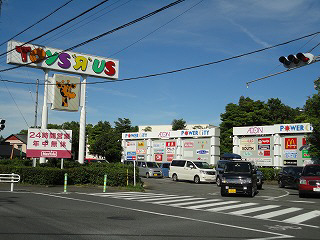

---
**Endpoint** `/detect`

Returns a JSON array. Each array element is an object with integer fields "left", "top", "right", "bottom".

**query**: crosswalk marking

[
  {"left": 207, "top": 203, "right": 258, "bottom": 212},
  {"left": 254, "top": 207, "right": 302, "bottom": 219},
  {"left": 186, "top": 200, "right": 240, "bottom": 210},
  {"left": 230, "top": 205, "right": 280, "bottom": 215},
  {"left": 137, "top": 196, "right": 192, "bottom": 202},
  {"left": 283, "top": 210, "right": 320, "bottom": 224},
  {"left": 115, "top": 194, "right": 178, "bottom": 200},
  {"left": 87, "top": 192, "right": 320, "bottom": 226},
  {"left": 152, "top": 197, "right": 205, "bottom": 204},
  {"left": 170, "top": 199, "right": 221, "bottom": 207}
]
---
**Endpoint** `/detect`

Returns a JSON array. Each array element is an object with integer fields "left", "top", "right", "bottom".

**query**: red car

[{"left": 299, "top": 164, "right": 320, "bottom": 198}]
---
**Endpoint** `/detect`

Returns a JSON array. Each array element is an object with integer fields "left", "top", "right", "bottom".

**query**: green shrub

[
  {"left": 259, "top": 168, "right": 281, "bottom": 181},
  {"left": 0, "top": 163, "right": 141, "bottom": 186}
]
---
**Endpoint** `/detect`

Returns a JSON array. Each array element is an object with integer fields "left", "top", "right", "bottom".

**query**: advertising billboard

[
  {"left": 26, "top": 128, "right": 72, "bottom": 158},
  {"left": 51, "top": 74, "right": 80, "bottom": 111},
  {"left": 7, "top": 40, "right": 119, "bottom": 79}
]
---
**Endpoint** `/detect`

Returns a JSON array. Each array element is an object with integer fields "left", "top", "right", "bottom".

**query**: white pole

[
  {"left": 40, "top": 70, "right": 49, "bottom": 164},
  {"left": 10, "top": 173, "right": 15, "bottom": 192},
  {"left": 78, "top": 75, "right": 87, "bottom": 164},
  {"left": 134, "top": 160, "right": 136, "bottom": 186},
  {"left": 61, "top": 158, "right": 64, "bottom": 169}
]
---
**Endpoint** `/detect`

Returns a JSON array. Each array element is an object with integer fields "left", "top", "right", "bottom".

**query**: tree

[
  {"left": 143, "top": 126, "right": 152, "bottom": 132},
  {"left": 303, "top": 77, "right": 320, "bottom": 158},
  {"left": 172, "top": 119, "right": 186, "bottom": 130},
  {"left": 219, "top": 96, "right": 299, "bottom": 154}
]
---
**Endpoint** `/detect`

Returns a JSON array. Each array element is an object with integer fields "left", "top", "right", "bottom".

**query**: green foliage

[
  {"left": 172, "top": 118, "right": 187, "bottom": 130},
  {"left": 259, "top": 168, "right": 280, "bottom": 181},
  {"left": 302, "top": 77, "right": 320, "bottom": 158}
]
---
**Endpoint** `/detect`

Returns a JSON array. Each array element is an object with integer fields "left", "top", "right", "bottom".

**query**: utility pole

[{"left": 34, "top": 79, "right": 39, "bottom": 128}]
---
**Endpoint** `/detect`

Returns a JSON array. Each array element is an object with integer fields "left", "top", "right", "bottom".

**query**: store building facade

[
  {"left": 233, "top": 123, "right": 313, "bottom": 167},
  {"left": 122, "top": 128, "right": 220, "bottom": 165}
]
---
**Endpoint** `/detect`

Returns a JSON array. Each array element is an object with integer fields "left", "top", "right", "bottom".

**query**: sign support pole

[
  {"left": 40, "top": 69, "right": 49, "bottom": 164},
  {"left": 78, "top": 75, "right": 87, "bottom": 164}
]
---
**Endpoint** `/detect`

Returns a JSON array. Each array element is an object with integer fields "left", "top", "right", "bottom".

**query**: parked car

[
  {"left": 169, "top": 159, "right": 216, "bottom": 184},
  {"left": 299, "top": 164, "right": 320, "bottom": 198},
  {"left": 278, "top": 166, "right": 303, "bottom": 189},
  {"left": 136, "top": 161, "right": 163, "bottom": 178},
  {"left": 158, "top": 162, "right": 171, "bottom": 177},
  {"left": 220, "top": 161, "right": 258, "bottom": 197}
]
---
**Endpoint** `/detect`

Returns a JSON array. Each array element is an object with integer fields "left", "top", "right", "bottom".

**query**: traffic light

[
  {"left": 0, "top": 119, "right": 5, "bottom": 131},
  {"left": 279, "top": 53, "right": 314, "bottom": 68}
]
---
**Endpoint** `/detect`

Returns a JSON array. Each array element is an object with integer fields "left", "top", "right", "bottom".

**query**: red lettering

[
  {"left": 104, "top": 61, "right": 116, "bottom": 76},
  {"left": 15, "top": 46, "right": 31, "bottom": 62}
]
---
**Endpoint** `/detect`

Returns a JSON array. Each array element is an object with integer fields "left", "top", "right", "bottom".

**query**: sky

[{"left": 0, "top": 0, "right": 319, "bottom": 138}]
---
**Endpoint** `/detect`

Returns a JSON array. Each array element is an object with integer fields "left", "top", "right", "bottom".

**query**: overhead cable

[
  {"left": 0, "top": 0, "right": 186, "bottom": 73},
  {"left": 0, "top": 0, "right": 110, "bottom": 58},
  {"left": 0, "top": 0, "right": 75, "bottom": 47}
]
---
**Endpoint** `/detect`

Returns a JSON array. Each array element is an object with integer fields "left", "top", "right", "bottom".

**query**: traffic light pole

[{"left": 246, "top": 56, "right": 319, "bottom": 87}]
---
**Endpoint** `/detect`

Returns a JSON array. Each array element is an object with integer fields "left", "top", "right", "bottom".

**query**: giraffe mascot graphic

[{"left": 56, "top": 80, "right": 77, "bottom": 107}]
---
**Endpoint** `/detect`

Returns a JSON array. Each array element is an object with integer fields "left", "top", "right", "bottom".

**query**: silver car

[{"left": 137, "top": 161, "right": 163, "bottom": 178}]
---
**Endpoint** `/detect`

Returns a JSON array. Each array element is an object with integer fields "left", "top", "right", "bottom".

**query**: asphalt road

[{"left": 0, "top": 178, "right": 319, "bottom": 240}]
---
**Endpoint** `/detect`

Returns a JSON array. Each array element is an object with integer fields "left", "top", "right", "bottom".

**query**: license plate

[
  {"left": 228, "top": 189, "right": 236, "bottom": 193},
  {"left": 313, "top": 188, "right": 320, "bottom": 192},
  {"left": 153, "top": 174, "right": 158, "bottom": 176}
]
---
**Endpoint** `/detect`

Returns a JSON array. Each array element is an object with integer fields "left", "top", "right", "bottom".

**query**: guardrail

[{"left": 0, "top": 173, "right": 21, "bottom": 192}]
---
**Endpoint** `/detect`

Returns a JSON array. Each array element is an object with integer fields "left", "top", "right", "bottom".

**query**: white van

[{"left": 169, "top": 159, "right": 216, "bottom": 183}]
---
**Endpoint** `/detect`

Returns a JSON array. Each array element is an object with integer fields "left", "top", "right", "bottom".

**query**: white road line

[
  {"left": 186, "top": 201, "right": 240, "bottom": 210},
  {"left": 207, "top": 203, "right": 258, "bottom": 212},
  {"left": 283, "top": 210, "right": 320, "bottom": 224},
  {"left": 32, "top": 192, "right": 293, "bottom": 240},
  {"left": 170, "top": 199, "right": 221, "bottom": 207},
  {"left": 114, "top": 194, "right": 178, "bottom": 200},
  {"left": 152, "top": 197, "right": 205, "bottom": 204},
  {"left": 254, "top": 208, "right": 302, "bottom": 219},
  {"left": 137, "top": 195, "right": 192, "bottom": 202},
  {"left": 230, "top": 205, "right": 280, "bottom": 215},
  {"left": 289, "top": 200, "right": 316, "bottom": 204}
]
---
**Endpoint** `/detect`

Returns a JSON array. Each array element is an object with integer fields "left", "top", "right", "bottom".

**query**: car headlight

[
  {"left": 221, "top": 177, "right": 227, "bottom": 183},
  {"left": 200, "top": 170, "right": 206, "bottom": 174},
  {"left": 300, "top": 179, "right": 307, "bottom": 184},
  {"left": 242, "top": 178, "right": 252, "bottom": 184}
]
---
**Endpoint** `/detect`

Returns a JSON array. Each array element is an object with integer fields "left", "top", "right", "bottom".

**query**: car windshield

[
  {"left": 302, "top": 165, "right": 320, "bottom": 176},
  {"left": 194, "top": 162, "right": 211, "bottom": 169},
  {"left": 146, "top": 162, "right": 159, "bottom": 168},
  {"left": 225, "top": 163, "right": 251, "bottom": 173}
]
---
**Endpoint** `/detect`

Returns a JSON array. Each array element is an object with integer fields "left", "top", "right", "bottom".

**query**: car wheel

[
  {"left": 220, "top": 187, "right": 227, "bottom": 197},
  {"left": 194, "top": 175, "right": 200, "bottom": 184},
  {"left": 299, "top": 191, "right": 306, "bottom": 198},
  {"left": 249, "top": 187, "right": 255, "bottom": 198},
  {"left": 146, "top": 172, "right": 150, "bottom": 178},
  {"left": 172, "top": 174, "right": 178, "bottom": 181},
  {"left": 278, "top": 179, "right": 285, "bottom": 188},
  {"left": 216, "top": 177, "right": 221, "bottom": 187}
]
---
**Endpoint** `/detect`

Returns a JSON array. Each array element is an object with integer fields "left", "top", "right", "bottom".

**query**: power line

[
  {"left": 0, "top": 0, "right": 186, "bottom": 73},
  {"left": 40, "top": 0, "right": 132, "bottom": 46},
  {"left": 0, "top": 0, "right": 110, "bottom": 58},
  {"left": 1, "top": 31, "right": 319, "bottom": 85},
  {"left": 0, "top": 0, "right": 75, "bottom": 47}
]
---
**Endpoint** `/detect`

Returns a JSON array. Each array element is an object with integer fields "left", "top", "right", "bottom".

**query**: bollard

[
  {"left": 64, "top": 173, "right": 68, "bottom": 193},
  {"left": 10, "top": 173, "right": 14, "bottom": 192},
  {"left": 127, "top": 168, "right": 129, "bottom": 186},
  {"left": 103, "top": 174, "right": 107, "bottom": 192}
]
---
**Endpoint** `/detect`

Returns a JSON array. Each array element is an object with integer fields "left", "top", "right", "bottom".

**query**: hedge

[
  {"left": 0, "top": 163, "right": 141, "bottom": 186},
  {"left": 258, "top": 168, "right": 281, "bottom": 181}
]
